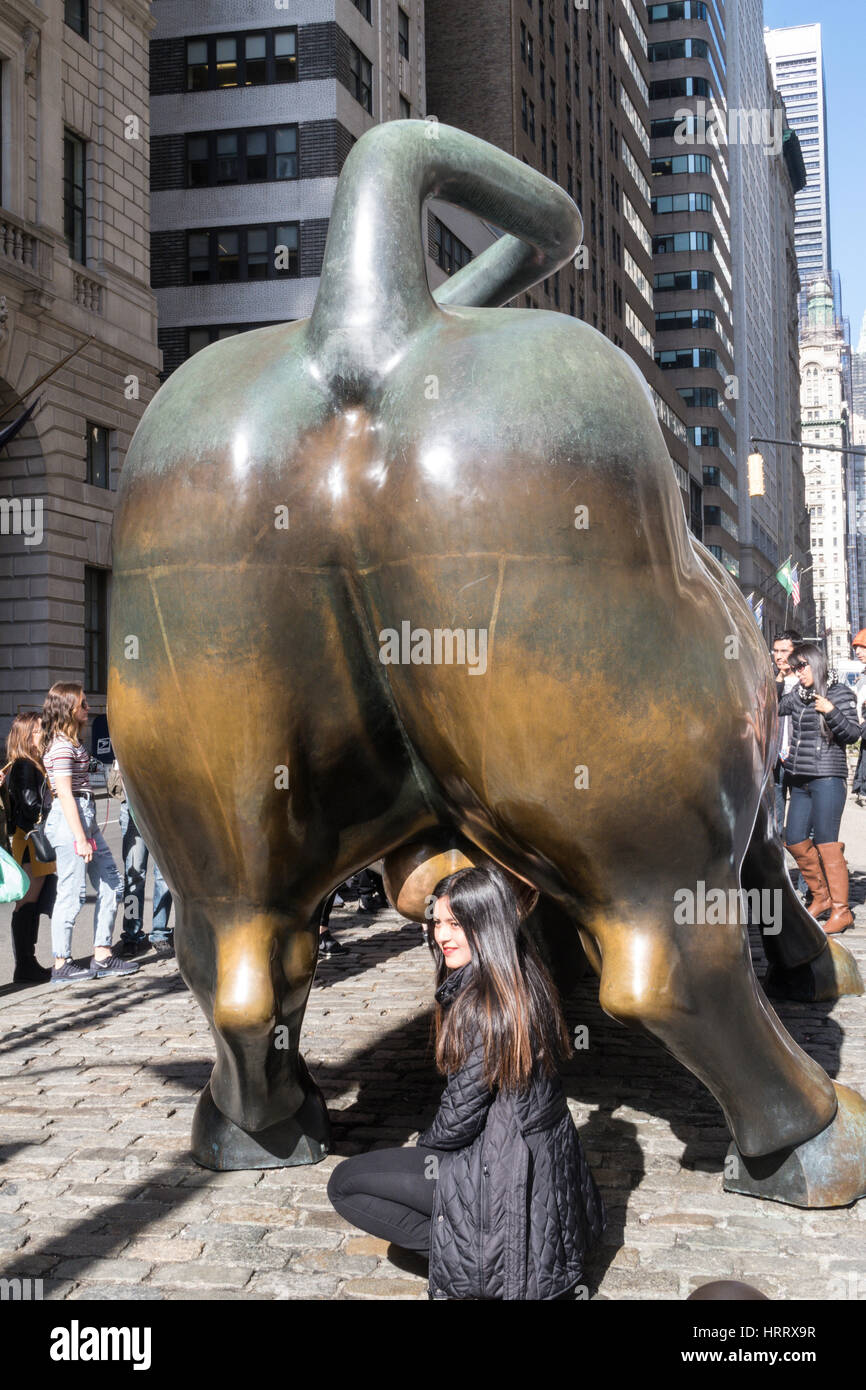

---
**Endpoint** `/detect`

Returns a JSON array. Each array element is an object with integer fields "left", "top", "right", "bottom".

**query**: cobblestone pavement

[{"left": 1, "top": 806, "right": 866, "bottom": 1301}]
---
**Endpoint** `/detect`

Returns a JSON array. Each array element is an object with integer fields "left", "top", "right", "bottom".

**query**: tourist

[
  {"left": 40, "top": 683, "right": 139, "bottom": 983},
  {"left": 4, "top": 713, "right": 56, "bottom": 982},
  {"left": 779, "top": 645, "right": 861, "bottom": 934},
  {"left": 327, "top": 865, "right": 605, "bottom": 1300},
  {"left": 107, "top": 760, "right": 174, "bottom": 960}
]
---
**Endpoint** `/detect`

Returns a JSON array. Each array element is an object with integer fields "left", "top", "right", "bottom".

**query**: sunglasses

[{"left": 789, "top": 661, "right": 810, "bottom": 672}]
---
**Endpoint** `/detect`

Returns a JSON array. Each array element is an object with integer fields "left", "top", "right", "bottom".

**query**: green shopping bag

[{"left": 0, "top": 845, "right": 30, "bottom": 903}]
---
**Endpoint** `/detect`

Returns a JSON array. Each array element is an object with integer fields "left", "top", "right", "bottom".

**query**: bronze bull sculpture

[{"left": 109, "top": 122, "right": 866, "bottom": 1206}]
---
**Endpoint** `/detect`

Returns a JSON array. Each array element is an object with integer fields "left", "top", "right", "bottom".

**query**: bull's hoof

[
  {"left": 723, "top": 1083, "right": 866, "bottom": 1208},
  {"left": 764, "top": 938, "right": 864, "bottom": 1002},
  {"left": 191, "top": 1078, "right": 331, "bottom": 1171}
]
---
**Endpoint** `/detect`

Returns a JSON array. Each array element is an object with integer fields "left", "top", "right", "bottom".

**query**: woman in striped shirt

[{"left": 41, "top": 682, "right": 139, "bottom": 984}]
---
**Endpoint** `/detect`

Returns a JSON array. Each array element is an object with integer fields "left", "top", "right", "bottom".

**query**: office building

[
  {"left": 149, "top": 0, "right": 495, "bottom": 379},
  {"left": 425, "top": 0, "right": 695, "bottom": 524},
  {"left": 728, "top": 1, "right": 811, "bottom": 636},
  {"left": 799, "top": 274, "right": 854, "bottom": 669},
  {"left": 647, "top": 0, "right": 737, "bottom": 577},
  {"left": 764, "top": 22, "right": 831, "bottom": 286}
]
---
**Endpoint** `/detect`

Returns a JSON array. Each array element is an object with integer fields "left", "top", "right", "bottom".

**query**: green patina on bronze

[{"left": 109, "top": 121, "right": 866, "bottom": 1202}]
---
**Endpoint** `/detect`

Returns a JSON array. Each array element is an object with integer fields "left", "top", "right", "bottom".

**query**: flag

[
  {"left": 790, "top": 563, "right": 800, "bottom": 607},
  {"left": 745, "top": 592, "right": 755, "bottom": 612},
  {"left": 754, "top": 597, "right": 764, "bottom": 627},
  {"left": 0, "top": 397, "right": 39, "bottom": 452},
  {"left": 776, "top": 557, "right": 795, "bottom": 597}
]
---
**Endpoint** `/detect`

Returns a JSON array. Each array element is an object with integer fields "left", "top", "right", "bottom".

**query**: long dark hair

[
  {"left": 429, "top": 866, "right": 571, "bottom": 1092},
  {"left": 790, "top": 641, "right": 834, "bottom": 742}
]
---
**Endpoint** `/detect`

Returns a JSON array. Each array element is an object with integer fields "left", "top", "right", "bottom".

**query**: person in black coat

[
  {"left": 327, "top": 865, "right": 606, "bottom": 1300},
  {"left": 3, "top": 713, "right": 57, "bottom": 982},
  {"left": 778, "top": 643, "right": 860, "bottom": 934}
]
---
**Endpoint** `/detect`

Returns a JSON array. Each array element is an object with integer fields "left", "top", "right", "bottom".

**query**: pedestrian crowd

[{"left": 0, "top": 681, "right": 173, "bottom": 985}]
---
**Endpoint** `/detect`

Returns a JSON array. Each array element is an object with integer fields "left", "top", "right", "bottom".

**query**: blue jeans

[
  {"left": 44, "top": 793, "right": 122, "bottom": 959},
  {"left": 119, "top": 801, "right": 172, "bottom": 942},
  {"left": 784, "top": 774, "right": 847, "bottom": 846}
]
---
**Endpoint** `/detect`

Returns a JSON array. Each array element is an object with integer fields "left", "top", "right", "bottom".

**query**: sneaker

[
  {"left": 319, "top": 931, "right": 348, "bottom": 955},
  {"left": 90, "top": 953, "right": 141, "bottom": 978},
  {"left": 152, "top": 938, "right": 175, "bottom": 959},
  {"left": 51, "top": 958, "right": 93, "bottom": 985},
  {"left": 113, "top": 937, "right": 151, "bottom": 959}
]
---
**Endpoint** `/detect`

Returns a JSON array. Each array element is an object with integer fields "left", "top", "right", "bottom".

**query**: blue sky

[{"left": 764, "top": 0, "right": 866, "bottom": 347}]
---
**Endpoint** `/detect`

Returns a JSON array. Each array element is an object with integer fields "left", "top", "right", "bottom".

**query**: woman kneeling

[{"left": 328, "top": 865, "right": 606, "bottom": 1300}]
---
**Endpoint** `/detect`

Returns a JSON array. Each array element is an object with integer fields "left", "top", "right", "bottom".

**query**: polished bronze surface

[{"left": 109, "top": 121, "right": 865, "bottom": 1201}]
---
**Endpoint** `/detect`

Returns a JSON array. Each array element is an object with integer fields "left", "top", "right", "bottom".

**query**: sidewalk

[{"left": 1, "top": 804, "right": 865, "bottom": 1301}]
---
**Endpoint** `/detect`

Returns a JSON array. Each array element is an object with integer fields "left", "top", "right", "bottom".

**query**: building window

[
  {"left": 186, "top": 126, "right": 299, "bottom": 187},
  {"left": 86, "top": 424, "right": 111, "bottom": 489},
  {"left": 63, "top": 131, "right": 86, "bottom": 265},
  {"left": 84, "top": 568, "right": 109, "bottom": 695},
  {"left": 529, "top": 101, "right": 536, "bottom": 142},
  {"left": 352, "top": 0, "right": 372, "bottom": 20},
  {"left": 186, "top": 224, "right": 300, "bottom": 283},
  {"left": 64, "top": 0, "right": 88, "bottom": 40},
  {"left": 432, "top": 216, "right": 472, "bottom": 275},
  {"left": 185, "top": 30, "right": 297, "bottom": 91},
  {"left": 348, "top": 41, "right": 373, "bottom": 112},
  {"left": 186, "top": 324, "right": 280, "bottom": 357},
  {"left": 398, "top": 8, "right": 410, "bottom": 60},
  {"left": 399, "top": 95, "right": 411, "bottom": 118}
]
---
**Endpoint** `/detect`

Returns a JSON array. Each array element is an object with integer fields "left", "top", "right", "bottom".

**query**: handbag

[
  {"left": 24, "top": 780, "right": 55, "bottom": 863},
  {"left": 0, "top": 844, "right": 30, "bottom": 903}
]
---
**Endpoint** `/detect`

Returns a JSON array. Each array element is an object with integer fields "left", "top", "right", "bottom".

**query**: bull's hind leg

[
  {"left": 741, "top": 784, "right": 863, "bottom": 1002},
  {"left": 586, "top": 866, "right": 866, "bottom": 1207}
]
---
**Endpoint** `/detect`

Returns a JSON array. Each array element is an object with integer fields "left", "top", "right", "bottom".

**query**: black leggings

[{"left": 327, "top": 1146, "right": 438, "bottom": 1253}]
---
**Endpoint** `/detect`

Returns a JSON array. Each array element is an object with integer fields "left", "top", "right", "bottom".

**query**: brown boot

[
  {"left": 785, "top": 840, "right": 832, "bottom": 918},
  {"left": 815, "top": 843, "right": 855, "bottom": 934}
]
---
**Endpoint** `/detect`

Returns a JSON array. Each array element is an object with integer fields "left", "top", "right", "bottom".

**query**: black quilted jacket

[
  {"left": 777, "top": 681, "right": 860, "bottom": 777},
  {"left": 417, "top": 965, "right": 606, "bottom": 1300},
  {"left": 6, "top": 758, "right": 49, "bottom": 834}
]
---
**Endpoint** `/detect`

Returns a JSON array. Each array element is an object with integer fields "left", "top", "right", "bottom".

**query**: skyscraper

[
  {"left": 424, "top": 0, "right": 694, "bottom": 521},
  {"left": 764, "top": 23, "right": 831, "bottom": 285},
  {"left": 647, "top": 0, "right": 737, "bottom": 579},
  {"left": 728, "top": 1, "right": 810, "bottom": 637},
  {"left": 800, "top": 275, "right": 855, "bottom": 668},
  {"left": 149, "top": 1, "right": 495, "bottom": 379}
]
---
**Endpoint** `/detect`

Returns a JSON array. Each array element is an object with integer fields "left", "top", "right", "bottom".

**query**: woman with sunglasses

[
  {"left": 40, "top": 683, "right": 140, "bottom": 983},
  {"left": 778, "top": 644, "right": 860, "bottom": 933},
  {"left": 327, "top": 865, "right": 605, "bottom": 1300}
]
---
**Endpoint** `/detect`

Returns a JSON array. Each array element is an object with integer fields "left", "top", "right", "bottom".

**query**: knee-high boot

[
  {"left": 11, "top": 902, "right": 51, "bottom": 983},
  {"left": 816, "top": 842, "right": 855, "bottom": 934},
  {"left": 785, "top": 840, "right": 831, "bottom": 919}
]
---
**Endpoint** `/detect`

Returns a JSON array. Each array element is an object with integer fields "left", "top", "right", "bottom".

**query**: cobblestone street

[{"left": 1, "top": 805, "right": 866, "bottom": 1302}]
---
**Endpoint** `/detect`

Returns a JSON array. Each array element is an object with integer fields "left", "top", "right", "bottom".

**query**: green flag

[{"left": 776, "top": 557, "right": 794, "bottom": 596}]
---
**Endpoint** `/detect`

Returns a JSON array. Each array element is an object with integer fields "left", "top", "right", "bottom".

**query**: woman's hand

[
  {"left": 814, "top": 695, "right": 834, "bottom": 714},
  {"left": 74, "top": 835, "right": 94, "bottom": 863}
]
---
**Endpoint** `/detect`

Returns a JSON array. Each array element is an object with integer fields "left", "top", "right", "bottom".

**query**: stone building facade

[
  {"left": 799, "top": 275, "right": 855, "bottom": 671},
  {"left": 0, "top": 0, "right": 160, "bottom": 736}
]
